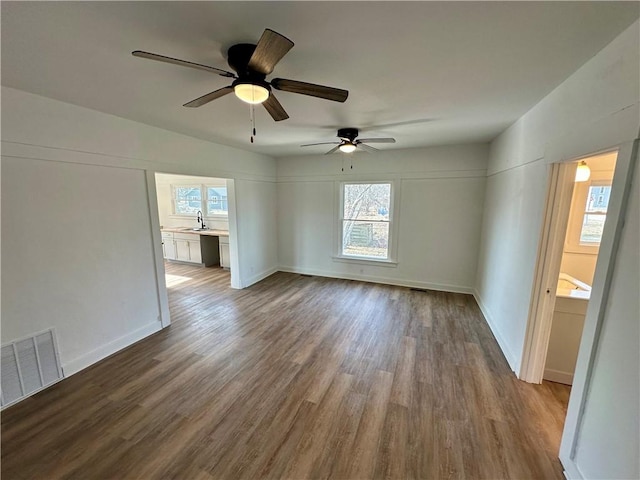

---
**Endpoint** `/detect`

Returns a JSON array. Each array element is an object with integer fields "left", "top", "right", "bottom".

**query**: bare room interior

[{"left": 1, "top": 2, "right": 639, "bottom": 479}]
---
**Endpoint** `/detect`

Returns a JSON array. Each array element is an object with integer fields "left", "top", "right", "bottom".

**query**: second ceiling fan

[
  {"left": 302, "top": 128, "right": 396, "bottom": 154},
  {"left": 133, "top": 29, "right": 349, "bottom": 121}
]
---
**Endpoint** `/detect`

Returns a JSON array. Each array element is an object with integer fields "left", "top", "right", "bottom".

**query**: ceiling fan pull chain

[{"left": 250, "top": 104, "right": 256, "bottom": 143}]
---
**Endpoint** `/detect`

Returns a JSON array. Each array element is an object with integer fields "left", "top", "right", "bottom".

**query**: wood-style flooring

[{"left": 2, "top": 262, "right": 571, "bottom": 479}]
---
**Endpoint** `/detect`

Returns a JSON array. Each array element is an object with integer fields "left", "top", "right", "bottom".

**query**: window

[
  {"left": 566, "top": 178, "right": 612, "bottom": 252},
  {"left": 172, "top": 184, "right": 228, "bottom": 217},
  {"left": 340, "top": 182, "right": 392, "bottom": 260},
  {"left": 579, "top": 184, "right": 611, "bottom": 244},
  {"left": 206, "top": 186, "right": 228, "bottom": 216},
  {"left": 174, "top": 185, "right": 202, "bottom": 215}
]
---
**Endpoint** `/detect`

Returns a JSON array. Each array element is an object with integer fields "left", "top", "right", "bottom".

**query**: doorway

[
  {"left": 520, "top": 149, "right": 623, "bottom": 385},
  {"left": 541, "top": 152, "right": 617, "bottom": 386},
  {"left": 145, "top": 171, "right": 240, "bottom": 328},
  {"left": 519, "top": 139, "right": 638, "bottom": 471}
]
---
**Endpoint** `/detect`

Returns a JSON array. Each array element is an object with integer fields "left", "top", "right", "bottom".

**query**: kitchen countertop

[{"left": 161, "top": 227, "right": 229, "bottom": 237}]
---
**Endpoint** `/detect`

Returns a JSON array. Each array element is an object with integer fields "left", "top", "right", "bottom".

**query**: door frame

[
  {"left": 519, "top": 160, "right": 577, "bottom": 383},
  {"left": 559, "top": 139, "right": 637, "bottom": 473},
  {"left": 518, "top": 139, "right": 638, "bottom": 474},
  {"left": 146, "top": 171, "right": 242, "bottom": 328}
]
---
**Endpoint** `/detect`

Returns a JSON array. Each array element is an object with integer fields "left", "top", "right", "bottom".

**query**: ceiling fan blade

[
  {"left": 262, "top": 94, "right": 289, "bottom": 121},
  {"left": 357, "top": 143, "right": 380, "bottom": 153},
  {"left": 301, "top": 142, "right": 340, "bottom": 147},
  {"left": 248, "top": 29, "right": 294, "bottom": 75},
  {"left": 183, "top": 86, "right": 234, "bottom": 107},
  {"left": 357, "top": 138, "right": 396, "bottom": 144},
  {"left": 325, "top": 145, "right": 341, "bottom": 155},
  {"left": 132, "top": 51, "right": 235, "bottom": 78},
  {"left": 271, "top": 78, "right": 348, "bottom": 103}
]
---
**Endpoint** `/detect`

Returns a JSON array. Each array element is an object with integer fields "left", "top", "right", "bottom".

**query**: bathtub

[{"left": 556, "top": 272, "right": 591, "bottom": 300}]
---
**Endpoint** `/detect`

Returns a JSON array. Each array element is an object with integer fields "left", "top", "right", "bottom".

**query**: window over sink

[{"left": 171, "top": 184, "right": 228, "bottom": 218}]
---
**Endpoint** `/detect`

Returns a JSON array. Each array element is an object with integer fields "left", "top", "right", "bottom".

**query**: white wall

[
  {"left": 1, "top": 86, "right": 277, "bottom": 377},
  {"left": 235, "top": 179, "right": 278, "bottom": 287},
  {"left": 277, "top": 144, "right": 488, "bottom": 292},
  {"left": 1, "top": 156, "right": 161, "bottom": 375},
  {"left": 475, "top": 159, "right": 549, "bottom": 367},
  {"left": 474, "top": 19, "right": 639, "bottom": 479},
  {"left": 475, "top": 20, "right": 640, "bottom": 372}
]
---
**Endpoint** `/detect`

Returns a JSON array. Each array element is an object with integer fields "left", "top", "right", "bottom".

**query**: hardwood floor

[{"left": 2, "top": 262, "right": 571, "bottom": 479}]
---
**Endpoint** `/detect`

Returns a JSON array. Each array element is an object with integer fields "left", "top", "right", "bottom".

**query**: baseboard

[
  {"left": 62, "top": 321, "right": 163, "bottom": 376},
  {"left": 278, "top": 265, "right": 474, "bottom": 294},
  {"left": 560, "top": 454, "right": 584, "bottom": 480},
  {"left": 472, "top": 289, "right": 518, "bottom": 373},
  {"left": 241, "top": 266, "right": 279, "bottom": 288},
  {"left": 543, "top": 368, "right": 574, "bottom": 385}
]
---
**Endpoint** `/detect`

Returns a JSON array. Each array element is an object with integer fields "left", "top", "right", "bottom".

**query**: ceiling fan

[
  {"left": 132, "top": 29, "right": 348, "bottom": 122},
  {"left": 301, "top": 128, "right": 396, "bottom": 154}
]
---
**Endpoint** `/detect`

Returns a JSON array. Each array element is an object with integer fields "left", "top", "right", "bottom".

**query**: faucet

[{"left": 196, "top": 210, "right": 206, "bottom": 230}]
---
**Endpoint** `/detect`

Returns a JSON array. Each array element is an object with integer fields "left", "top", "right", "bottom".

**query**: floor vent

[
  {"left": 300, "top": 274, "right": 313, "bottom": 278},
  {"left": 1, "top": 329, "right": 63, "bottom": 408},
  {"left": 410, "top": 287, "right": 429, "bottom": 293}
]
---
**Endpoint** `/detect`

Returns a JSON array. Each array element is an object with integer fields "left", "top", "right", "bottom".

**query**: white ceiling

[{"left": 2, "top": 2, "right": 638, "bottom": 158}]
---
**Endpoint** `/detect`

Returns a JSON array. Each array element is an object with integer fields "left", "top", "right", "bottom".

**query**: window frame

[
  {"left": 204, "top": 184, "right": 229, "bottom": 217},
  {"left": 171, "top": 184, "right": 204, "bottom": 217},
  {"left": 170, "top": 183, "right": 229, "bottom": 219},
  {"left": 335, "top": 180, "right": 398, "bottom": 265},
  {"left": 565, "top": 172, "right": 613, "bottom": 254}
]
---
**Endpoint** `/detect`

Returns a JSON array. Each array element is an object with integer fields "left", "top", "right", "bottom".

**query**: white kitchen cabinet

[
  {"left": 219, "top": 236, "right": 230, "bottom": 269},
  {"left": 174, "top": 233, "right": 202, "bottom": 264},
  {"left": 161, "top": 232, "right": 176, "bottom": 260}
]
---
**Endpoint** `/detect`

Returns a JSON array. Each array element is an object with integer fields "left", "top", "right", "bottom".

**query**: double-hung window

[
  {"left": 566, "top": 178, "right": 613, "bottom": 253},
  {"left": 340, "top": 182, "right": 393, "bottom": 260},
  {"left": 206, "top": 186, "right": 229, "bottom": 216},
  {"left": 173, "top": 185, "right": 202, "bottom": 215}
]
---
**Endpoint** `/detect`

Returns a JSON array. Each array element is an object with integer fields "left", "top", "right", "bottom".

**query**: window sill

[{"left": 332, "top": 255, "right": 398, "bottom": 267}]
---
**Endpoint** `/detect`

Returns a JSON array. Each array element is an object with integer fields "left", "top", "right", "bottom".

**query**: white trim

[
  {"left": 240, "top": 266, "right": 279, "bottom": 289},
  {"left": 146, "top": 171, "right": 172, "bottom": 328},
  {"left": 62, "top": 321, "right": 162, "bottom": 377},
  {"left": 225, "top": 179, "right": 242, "bottom": 289},
  {"left": 561, "top": 457, "right": 585, "bottom": 480},
  {"left": 277, "top": 168, "right": 487, "bottom": 183},
  {"left": 279, "top": 264, "right": 475, "bottom": 295},
  {"left": 1, "top": 140, "right": 277, "bottom": 182},
  {"left": 332, "top": 255, "right": 398, "bottom": 267},
  {"left": 519, "top": 162, "right": 577, "bottom": 383},
  {"left": 472, "top": 290, "right": 518, "bottom": 372}
]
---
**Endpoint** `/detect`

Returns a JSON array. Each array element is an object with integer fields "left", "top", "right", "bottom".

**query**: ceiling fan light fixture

[
  {"left": 339, "top": 142, "right": 357, "bottom": 153},
  {"left": 233, "top": 82, "right": 270, "bottom": 104}
]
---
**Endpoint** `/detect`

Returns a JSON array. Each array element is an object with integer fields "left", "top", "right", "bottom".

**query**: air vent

[{"left": 1, "top": 329, "right": 63, "bottom": 408}]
